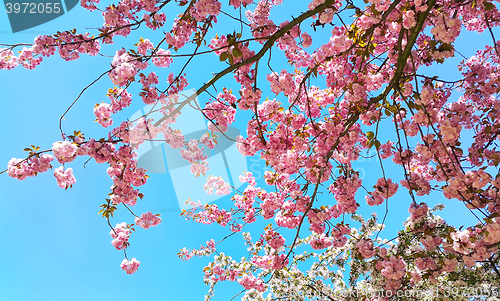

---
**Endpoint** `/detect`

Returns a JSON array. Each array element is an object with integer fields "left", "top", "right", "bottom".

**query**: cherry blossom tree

[{"left": 2, "top": 0, "right": 500, "bottom": 299}]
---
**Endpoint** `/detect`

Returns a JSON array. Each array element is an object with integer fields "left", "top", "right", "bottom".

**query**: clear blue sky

[{"left": 0, "top": 2, "right": 497, "bottom": 301}]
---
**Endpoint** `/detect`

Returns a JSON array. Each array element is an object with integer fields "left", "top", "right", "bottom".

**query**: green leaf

[
  {"left": 366, "top": 131, "right": 374, "bottom": 140},
  {"left": 219, "top": 52, "right": 228, "bottom": 61},
  {"left": 484, "top": 2, "right": 495, "bottom": 10},
  {"left": 232, "top": 47, "right": 243, "bottom": 58},
  {"left": 438, "top": 43, "right": 454, "bottom": 52}
]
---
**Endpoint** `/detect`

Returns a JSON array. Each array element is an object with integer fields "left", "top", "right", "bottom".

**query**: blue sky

[{"left": 0, "top": 2, "right": 498, "bottom": 301}]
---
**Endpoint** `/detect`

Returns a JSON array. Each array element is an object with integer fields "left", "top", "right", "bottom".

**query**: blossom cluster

[
  {"left": 110, "top": 222, "right": 132, "bottom": 250},
  {"left": 120, "top": 258, "right": 140, "bottom": 274},
  {"left": 135, "top": 212, "right": 162, "bottom": 229},
  {"left": 204, "top": 176, "right": 231, "bottom": 195},
  {"left": 7, "top": 154, "right": 54, "bottom": 180}
]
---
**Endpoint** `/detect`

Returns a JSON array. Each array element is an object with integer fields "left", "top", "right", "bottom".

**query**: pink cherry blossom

[
  {"left": 120, "top": 258, "right": 140, "bottom": 274},
  {"left": 135, "top": 212, "right": 162, "bottom": 229},
  {"left": 53, "top": 166, "right": 76, "bottom": 189},
  {"left": 110, "top": 222, "right": 131, "bottom": 250}
]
